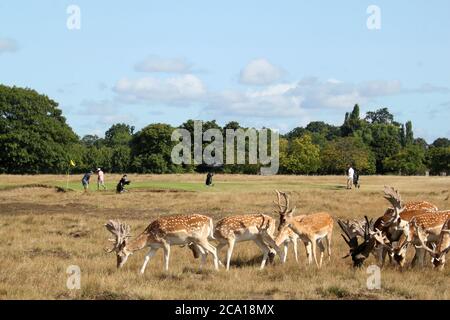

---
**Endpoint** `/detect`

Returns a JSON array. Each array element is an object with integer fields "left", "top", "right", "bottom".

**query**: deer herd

[{"left": 104, "top": 186, "right": 449, "bottom": 273}]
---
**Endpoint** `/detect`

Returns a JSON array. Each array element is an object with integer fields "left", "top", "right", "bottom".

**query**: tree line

[{"left": 1, "top": 84, "right": 449, "bottom": 175}]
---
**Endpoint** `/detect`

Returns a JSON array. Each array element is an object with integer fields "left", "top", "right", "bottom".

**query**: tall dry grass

[{"left": 0, "top": 174, "right": 448, "bottom": 300}]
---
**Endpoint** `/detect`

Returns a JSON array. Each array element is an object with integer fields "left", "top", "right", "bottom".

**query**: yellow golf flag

[{"left": 70, "top": 160, "right": 76, "bottom": 167}]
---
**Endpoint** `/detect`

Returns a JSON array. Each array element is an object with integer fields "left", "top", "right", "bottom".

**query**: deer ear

[{"left": 287, "top": 207, "right": 296, "bottom": 217}]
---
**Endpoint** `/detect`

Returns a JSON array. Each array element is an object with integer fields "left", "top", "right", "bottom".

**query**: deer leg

[
  {"left": 311, "top": 240, "right": 320, "bottom": 268},
  {"left": 226, "top": 238, "right": 235, "bottom": 271},
  {"left": 292, "top": 239, "right": 299, "bottom": 263},
  {"left": 215, "top": 242, "right": 226, "bottom": 267},
  {"left": 326, "top": 234, "right": 332, "bottom": 261},
  {"left": 304, "top": 241, "right": 312, "bottom": 265},
  {"left": 162, "top": 242, "right": 171, "bottom": 271},
  {"left": 317, "top": 239, "right": 325, "bottom": 268},
  {"left": 140, "top": 247, "right": 158, "bottom": 274},
  {"left": 197, "top": 240, "right": 219, "bottom": 271},
  {"left": 282, "top": 242, "right": 288, "bottom": 263},
  {"left": 254, "top": 238, "right": 270, "bottom": 269}
]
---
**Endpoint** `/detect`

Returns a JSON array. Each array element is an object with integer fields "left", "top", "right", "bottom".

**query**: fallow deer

[
  {"left": 104, "top": 214, "right": 219, "bottom": 273},
  {"left": 339, "top": 216, "right": 381, "bottom": 268},
  {"left": 274, "top": 190, "right": 333, "bottom": 268},
  {"left": 371, "top": 186, "right": 439, "bottom": 266},
  {"left": 415, "top": 218, "right": 450, "bottom": 270},
  {"left": 213, "top": 214, "right": 281, "bottom": 270},
  {"left": 274, "top": 215, "right": 305, "bottom": 263},
  {"left": 391, "top": 210, "right": 450, "bottom": 268}
]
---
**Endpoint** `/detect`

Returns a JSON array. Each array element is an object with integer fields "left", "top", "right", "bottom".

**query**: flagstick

[{"left": 66, "top": 165, "right": 70, "bottom": 190}]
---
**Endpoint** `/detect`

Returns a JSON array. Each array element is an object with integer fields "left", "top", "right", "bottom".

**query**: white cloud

[
  {"left": 113, "top": 74, "right": 206, "bottom": 105},
  {"left": 0, "top": 38, "right": 18, "bottom": 54},
  {"left": 359, "top": 80, "right": 402, "bottom": 96},
  {"left": 204, "top": 78, "right": 406, "bottom": 119},
  {"left": 134, "top": 55, "right": 192, "bottom": 73},
  {"left": 206, "top": 83, "right": 305, "bottom": 118},
  {"left": 239, "top": 58, "right": 283, "bottom": 85},
  {"left": 78, "top": 99, "right": 119, "bottom": 115}
]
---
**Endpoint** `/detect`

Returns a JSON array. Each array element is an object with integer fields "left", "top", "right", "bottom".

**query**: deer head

[
  {"left": 381, "top": 186, "right": 405, "bottom": 229},
  {"left": 339, "top": 216, "right": 377, "bottom": 268},
  {"left": 104, "top": 220, "right": 132, "bottom": 268},
  {"left": 274, "top": 190, "right": 296, "bottom": 232},
  {"left": 414, "top": 221, "right": 449, "bottom": 271}
]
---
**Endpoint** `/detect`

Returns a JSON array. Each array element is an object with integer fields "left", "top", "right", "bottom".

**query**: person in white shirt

[
  {"left": 96, "top": 168, "right": 106, "bottom": 190},
  {"left": 347, "top": 165, "right": 354, "bottom": 189}
]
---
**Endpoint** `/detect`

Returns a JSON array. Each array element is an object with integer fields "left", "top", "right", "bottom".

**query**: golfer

[
  {"left": 347, "top": 165, "right": 354, "bottom": 190},
  {"left": 96, "top": 168, "right": 106, "bottom": 190},
  {"left": 81, "top": 171, "right": 93, "bottom": 192}
]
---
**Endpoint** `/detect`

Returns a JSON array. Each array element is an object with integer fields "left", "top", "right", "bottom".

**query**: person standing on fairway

[
  {"left": 81, "top": 171, "right": 93, "bottom": 192},
  {"left": 347, "top": 165, "right": 354, "bottom": 190},
  {"left": 96, "top": 168, "right": 106, "bottom": 190}
]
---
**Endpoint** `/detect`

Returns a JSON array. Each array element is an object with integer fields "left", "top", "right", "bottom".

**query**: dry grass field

[{"left": 0, "top": 174, "right": 449, "bottom": 300}]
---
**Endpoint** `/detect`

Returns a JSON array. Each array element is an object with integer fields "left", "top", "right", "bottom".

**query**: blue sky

[{"left": 1, "top": 0, "right": 449, "bottom": 142}]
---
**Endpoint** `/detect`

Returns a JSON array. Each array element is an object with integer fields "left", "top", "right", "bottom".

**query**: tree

[
  {"left": 366, "top": 123, "right": 402, "bottom": 173},
  {"left": 364, "top": 107, "right": 394, "bottom": 124},
  {"left": 431, "top": 138, "right": 450, "bottom": 148},
  {"left": 405, "top": 121, "right": 414, "bottom": 145},
  {"left": 320, "top": 137, "right": 376, "bottom": 174},
  {"left": 280, "top": 135, "right": 321, "bottom": 174},
  {"left": 383, "top": 145, "right": 427, "bottom": 175},
  {"left": 341, "top": 104, "right": 363, "bottom": 136},
  {"left": 104, "top": 123, "right": 134, "bottom": 147},
  {"left": 399, "top": 124, "right": 406, "bottom": 147},
  {"left": 81, "top": 134, "right": 103, "bottom": 148},
  {"left": 111, "top": 145, "right": 131, "bottom": 173},
  {"left": 0, "top": 85, "right": 78, "bottom": 173},
  {"left": 130, "top": 123, "right": 178, "bottom": 173},
  {"left": 427, "top": 147, "right": 450, "bottom": 175}
]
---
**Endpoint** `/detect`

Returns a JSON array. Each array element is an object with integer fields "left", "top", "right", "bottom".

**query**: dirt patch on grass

[{"left": 26, "top": 247, "right": 72, "bottom": 259}]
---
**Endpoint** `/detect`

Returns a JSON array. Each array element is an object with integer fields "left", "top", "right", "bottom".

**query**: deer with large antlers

[
  {"left": 415, "top": 218, "right": 450, "bottom": 270},
  {"left": 274, "top": 190, "right": 333, "bottom": 268},
  {"left": 371, "top": 186, "right": 439, "bottom": 266},
  {"left": 391, "top": 210, "right": 450, "bottom": 268},
  {"left": 104, "top": 214, "right": 219, "bottom": 273},
  {"left": 213, "top": 214, "right": 281, "bottom": 270}
]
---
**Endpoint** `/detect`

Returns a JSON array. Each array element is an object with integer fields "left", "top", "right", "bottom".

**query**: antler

[
  {"left": 383, "top": 186, "right": 403, "bottom": 210},
  {"left": 369, "top": 228, "right": 393, "bottom": 253},
  {"left": 413, "top": 222, "right": 436, "bottom": 255},
  {"left": 273, "top": 190, "right": 292, "bottom": 215},
  {"left": 104, "top": 220, "right": 131, "bottom": 253},
  {"left": 381, "top": 186, "right": 404, "bottom": 227}
]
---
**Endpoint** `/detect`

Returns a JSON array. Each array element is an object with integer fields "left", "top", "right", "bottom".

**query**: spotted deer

[
  {"left": 274, "top": 190, "right": 333, "bottom": 268},
  {"left": 372, "top": 186, "right": 439, "bottom": 266},
  {"left": 392, "top": 210, "right": 450, "bottom": 268},
  {"left": 415, "top": 218, "right": 450, "bottom": 270},
  {"left": 213, "top": 214, "right": 281, "bottom": 271},
  {"left": 274, "top": 215, "right": 305, "bottom": 263},
  {"left": 104, "top": 214, "right": 219, "bottom": 273}
]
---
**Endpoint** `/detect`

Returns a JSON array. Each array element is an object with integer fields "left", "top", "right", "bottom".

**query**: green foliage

[
  {"left": 104, "top": 123, "right": 134, "bottom": 147},
  {"left": 1, "top": 84, "right": 448, "bottom": 176},
  {"left": 432, "top": 138, "right": 450, "bottom": 148},
  {"left": 320, "top": 137, "right": 376, "bottom": 174},
  {"left": 427, "top": 147, "right": 450, "bottom": 175},
  {"left": 365, "top": 107, "right": 394, "bottom": 124},
  {"left": 280, "top": 135, "right": 320, "bottom": 174},
  {"left": 383, "top": 144, "right": 427, "bottom": 175},
  {"left": 0, "top": 85, "right": 78, "bottom": 173},
  {"left": 130, "top": 123, "right": 180, "bottom": 173}
]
